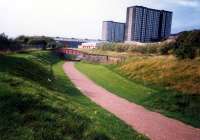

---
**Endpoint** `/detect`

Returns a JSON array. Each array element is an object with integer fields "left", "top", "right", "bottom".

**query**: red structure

[{"left": 57, "top": 48, "right": 83, "bottom": 55}]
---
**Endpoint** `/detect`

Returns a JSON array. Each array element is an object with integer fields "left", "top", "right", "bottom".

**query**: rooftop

[
  {"left": 103, "top": 21, "right": 125, "bottom": 24},
  {"left": 128, "top": 5, "right": 173, "bottom": 13}
]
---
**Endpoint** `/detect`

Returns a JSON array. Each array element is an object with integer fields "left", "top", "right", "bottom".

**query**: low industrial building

[
  {"left": 54, "top": 37, "right": 104, "bottom": 48},
  {"left": 78, "top": 42, "right": 104, "bottom": 49}
]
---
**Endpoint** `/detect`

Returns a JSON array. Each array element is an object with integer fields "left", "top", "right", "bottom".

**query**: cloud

[{"left": 172, "top": 0, "right": 200, "bottom": 7}]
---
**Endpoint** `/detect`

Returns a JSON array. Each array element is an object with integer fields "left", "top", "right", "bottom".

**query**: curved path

[{"left": 63, "top": 62, "right": 200, "bottom": 140}]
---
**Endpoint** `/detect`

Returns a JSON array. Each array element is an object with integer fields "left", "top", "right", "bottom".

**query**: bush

[
  {"left": 173, "top": 30, "right": 200, "bottom": 59},
  {"left": 159, "top": 42, "right": 174, "bottom": 55},
  {"left": 98, "top": 42, "right": 175, "bottom": 55},
  {"left": 174, "top": 45, "right": 197, "bottom": 59}
]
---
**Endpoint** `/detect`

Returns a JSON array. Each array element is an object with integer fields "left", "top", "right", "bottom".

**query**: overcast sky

[{"left": 0, "top": 0, "right": 200, "bottom": 39}]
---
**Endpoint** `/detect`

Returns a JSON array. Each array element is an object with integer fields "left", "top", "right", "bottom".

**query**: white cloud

[{"left": 171, "top": 0, "right": 200, "bottom": 7}]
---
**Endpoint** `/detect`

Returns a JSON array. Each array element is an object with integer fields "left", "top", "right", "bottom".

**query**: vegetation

[
  {"left": 0, "top": 51, "right": 147, "bottom": 140},
  {"left": 116, "top": 56, "right": 200, "bottom": 94},
  {"left": 173, "top": 30, "right": 200, "bottom": 59},
  {"left": 76, "top": 30, "right": 200, "bottom": 128},
  {"left": 0, "top": 33, "right": 61, "bottom": 52},
  {"left": 76, "top": 62, "right": 200, "bottom": 128},
  {"left": 97, "top": 41, "right": 175, "bottom": 55},
  {"left": 96, "top": 30, "right": 200, "bottom": 59},
  {"left": 15, "top": 35, "right": 57, "bottom": 50},
  {"left": 0, "top": 33, "right": 22, "bottom": 51}
]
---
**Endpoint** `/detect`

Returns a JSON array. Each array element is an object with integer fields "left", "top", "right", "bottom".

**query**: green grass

[
  {"left": 75, "top": 62, "right": 200, "bottom": 128},
  {"left": 0, "top": 51, "right": 147, "bottom": 140}
]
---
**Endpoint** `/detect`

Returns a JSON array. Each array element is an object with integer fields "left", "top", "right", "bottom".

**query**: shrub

[
  {"left": 98, "top": 42, "right": 175, "bottom": 55},
  {"left": 159, "top": 42, "right": 174, "bottom": 55},
  {"left": 173, "top": 30, "right": 200, "bottom": 59},
  {"left": 174, "top": 45, "right": 197, "bottom": 59},
  {"left": 115, "top": 44, "right": 129, "bottom": 52}
]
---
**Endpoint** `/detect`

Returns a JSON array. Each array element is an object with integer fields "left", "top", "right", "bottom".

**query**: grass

[
  {"left": 75, "top": 62, "right": 200, "bottom": 128},
  {"left": 0, "top": 51, "right": 147, "bottom": 140},
  {"left": 78, "top": 48, "right": 129, "bottom": 57},
  {"left": 86, "top": 41, "right": 175, "bottom": 56},
  {"left": 117, "top": 55, "right": 200, "bottom": 94}
]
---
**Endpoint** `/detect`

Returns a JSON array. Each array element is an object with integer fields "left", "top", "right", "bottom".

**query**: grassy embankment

[
  {"left": 0, "top": 51, "right": 147, "bottom": 140},
  {"left": 75, "top": 60, "right": 200, "bottom": 128},
  {"left": 116, "top": 55, "right": 200, "bottom": 94},
  {"left": 78, "top": 48, "right": 129, "bottom": 57}
]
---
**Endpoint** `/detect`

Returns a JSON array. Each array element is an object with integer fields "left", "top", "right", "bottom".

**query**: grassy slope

[
  {"left": 78, "top": 48, "right": 128, "bottom": 57},
  {"left": 117, "top": 56, "right": 200, "bottom": 94},
  {"left": 0, "top": 51, "right": 147, "bottom": 140},
  {"left": 75, "top": 62, "right": 200, "bottom": 128}
]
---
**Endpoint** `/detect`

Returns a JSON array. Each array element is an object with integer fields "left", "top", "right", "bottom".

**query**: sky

[{"left": 0, "top": 0, "right": 200, "bottom": 39}]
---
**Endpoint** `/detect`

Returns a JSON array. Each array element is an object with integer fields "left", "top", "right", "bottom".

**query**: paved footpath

[{"left": 63, "top": 62, "right": 200, "bottom": 140}]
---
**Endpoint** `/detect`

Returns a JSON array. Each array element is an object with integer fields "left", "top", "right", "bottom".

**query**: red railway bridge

[
  {"left": 56, "top": 48, "right": 87, "bottom": 61},
  {"left": 57, "top": 48, "right": 84, "bottom": 55},
  {"left": 56, "top": 47, "right": 125, "bottom": 63}
]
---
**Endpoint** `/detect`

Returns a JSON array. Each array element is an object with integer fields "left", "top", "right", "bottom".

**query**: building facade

[
  {"left": 102, "top": 21, "right": 125, "bottom": 42},
  {"left": 125, "top": 6, "right": 173, "bottom": 42},
  {"left": 78, "top": 42, "right": 104, "bottom": 49}
]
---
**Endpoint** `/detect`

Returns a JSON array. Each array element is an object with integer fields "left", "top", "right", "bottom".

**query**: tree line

[
  {"left": 0, "top": 33, "right": 22, "bottom": 51},
  {"left": 0, "top": 33, "right": 64, "bottom": 52}
]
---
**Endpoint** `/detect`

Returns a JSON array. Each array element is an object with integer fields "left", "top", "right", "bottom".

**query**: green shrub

[
  {"left": 173, "top": 30, "right": 200, "bottom": 59},
  {"left": 174, "top": 45, "right": 197, "bottom": 59},
  {"left": 98, "top": 42, "right": 175, "bottom": 55},
  {"left": 159, "top": 42, "right": 174, "bottom": 55}
]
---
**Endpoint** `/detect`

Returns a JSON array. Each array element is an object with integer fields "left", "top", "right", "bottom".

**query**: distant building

[
  {"left": 125, "top": 6, "right": 173, "bottom": 42},
  {"left": 54, "top": 37, "right": 104, "bottom": 48},
  {"left": 78, "top": 42, "right": 102, "bottom": 49},
  {"left": 102, "top": 21, "right": 125, "bottom": 42}
]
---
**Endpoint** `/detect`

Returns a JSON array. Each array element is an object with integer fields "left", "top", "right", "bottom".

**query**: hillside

[
  {"left": 115, "top": 55, "right": 200, "bottom": 94},
  {"left": 76, "top": 58, "right": 200, "bottom": 128},
  {"left": 108, "top": 56, "right": 200, "bottom": 127},
  {"left": 0, "top": 51, "right": 147, "bottom": 140}
]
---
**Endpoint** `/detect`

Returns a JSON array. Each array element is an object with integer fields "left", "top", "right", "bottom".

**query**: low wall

[
  {"left": 82, "top": 54, "right": 126, "bottom": 64},
  {"left": 55, "top": 48, "right": 126, "bottom": 63}
]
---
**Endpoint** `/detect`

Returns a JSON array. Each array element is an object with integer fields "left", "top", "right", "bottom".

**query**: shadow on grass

[
  {"left": 29, "top": 51, "right": 61, "bottom": 65},
  {"left": 0, "top": 52, "right": 145, "bottom": 140},
  {"left": 0, "top": 72, "right": 111, "bottom": 140},
  {"left": 53, "top": 74, "right": 83, "bottom": 97},
  {"left": 0, "top": 81, "right": 95, "bottom": 140},
  {"left": 0, "top": 54, "right": 54, "bottom": 89}
]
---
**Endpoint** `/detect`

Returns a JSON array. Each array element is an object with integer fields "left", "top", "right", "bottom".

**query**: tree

[
  {"left": 15, "top": 35, "right": 29, "bottom": 44},
  {"left": 0, "top": 33, "right": 10, "bottom": 49},
  {"left": 0, "top": 33, "right": 22, "bottom": 51}
]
